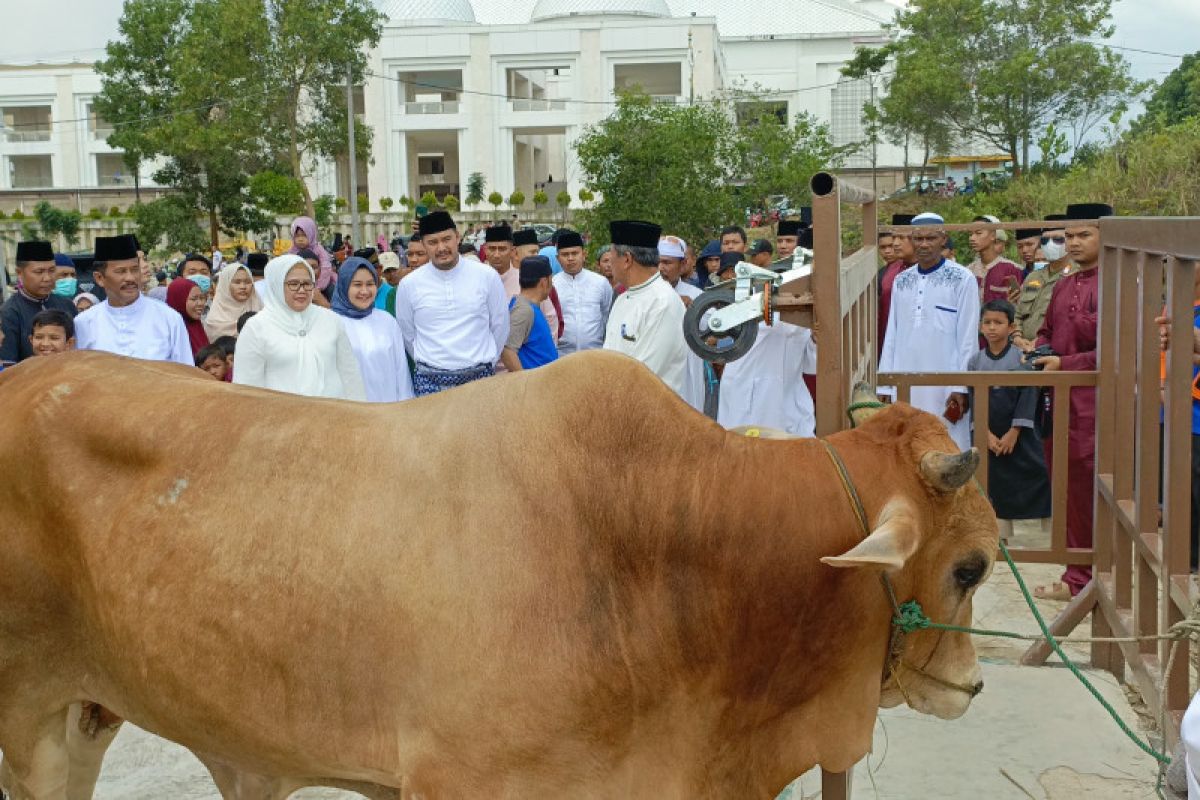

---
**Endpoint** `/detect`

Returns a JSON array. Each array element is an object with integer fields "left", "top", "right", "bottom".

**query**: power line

[{"left": 1081, "top": 40, "right": 1186, "bottom": 59}]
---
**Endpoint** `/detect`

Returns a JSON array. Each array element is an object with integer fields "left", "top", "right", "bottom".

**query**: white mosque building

[{"left": 0, "top": 0, "right": 902, "bottom": 212}]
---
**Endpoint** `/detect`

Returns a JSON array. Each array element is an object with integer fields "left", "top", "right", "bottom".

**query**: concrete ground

[{"left": 59, "top": 526, "right": 1173, "bottom": 798}]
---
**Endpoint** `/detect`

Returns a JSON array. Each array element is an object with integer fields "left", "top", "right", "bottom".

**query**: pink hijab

[{"left": 287, "top": 216, "right": 334, "bottom": 290}]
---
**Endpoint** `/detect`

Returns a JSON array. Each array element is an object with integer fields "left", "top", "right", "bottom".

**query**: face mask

[
  {"left": 188, "top": 274, "right": 212, "bottom": 294},
  {"left": 1040, "top": 238, "right": 1067, "bottom": 262},
  {"left": 53, "top": 277, "right": 78, "bottom": 297}
]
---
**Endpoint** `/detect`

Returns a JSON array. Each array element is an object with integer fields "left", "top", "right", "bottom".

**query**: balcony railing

[
  {"left": 404, "top": 100, "right": 460, "bottom": 114},
  {"left": 4, "top": 128, "right": 51, "bottom": 143},
  {"left": 418, "top": 174, "right": 448, "bottom": 185},
  {"left": 511, "top": 99, "right": 568, "bottom": 112},
  {"left": 650, "top": 95, "right": 682, "bottom": 105}
]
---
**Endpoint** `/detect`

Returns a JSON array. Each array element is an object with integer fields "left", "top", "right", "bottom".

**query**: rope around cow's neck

[{"left": 832, "top": 403, "right": 1179, "bottom": 771}]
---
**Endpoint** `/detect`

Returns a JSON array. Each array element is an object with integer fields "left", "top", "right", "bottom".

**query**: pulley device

[{"left": 682, "top": 250, "right": 814, "bottom": 364}]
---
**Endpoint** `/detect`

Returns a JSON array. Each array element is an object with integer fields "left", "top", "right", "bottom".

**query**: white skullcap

[
  {"left": 657, "top": 236, "right": 686, "bottom": 260},
  {"left": 975, "top": 214, "right": 1008, "bottom": 241},
  {"left": 911, "top": 212, "right": 945, "bottom": 225}
]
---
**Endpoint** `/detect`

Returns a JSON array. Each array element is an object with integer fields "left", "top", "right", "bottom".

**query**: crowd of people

[{"left": 2, "top": 204, "right": 1196, "bottom": 599}]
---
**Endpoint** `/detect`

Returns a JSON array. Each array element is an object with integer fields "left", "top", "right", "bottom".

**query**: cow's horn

[
  {"left": 848, "top": 382, "right": 884, "bottom": 426},
  {"left": 919, "top": 448, "right": 980, "bottom": 492}
]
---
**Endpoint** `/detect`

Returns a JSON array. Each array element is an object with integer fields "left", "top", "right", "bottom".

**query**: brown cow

[{"left": 0, "top": 350, "right": 995, "bottom": 799}]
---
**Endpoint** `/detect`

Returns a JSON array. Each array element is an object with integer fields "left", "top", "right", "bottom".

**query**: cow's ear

[{"left": 820, "top": 499, "right": 919, "bottom": 571}]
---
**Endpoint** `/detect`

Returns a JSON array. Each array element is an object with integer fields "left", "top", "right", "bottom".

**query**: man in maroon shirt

[
  {"left": 877, "top": 213, "right": 915, "bottom": 356},
  {"left": 969, "top": 214, "right": 1025, "bottom": 303},
  {"left": 1030, "top": 202, "right": 1114, "bottom": 600}
]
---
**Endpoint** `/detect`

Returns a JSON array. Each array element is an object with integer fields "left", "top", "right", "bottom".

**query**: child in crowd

[
  {"left": 29, "top": 310, "right": 75, "bottom": 356},
  {"left": 967, "top": 299, "right": 1051, "bottom": 541},
  {"left": 195, "top": 344, "right": 229, "bottom": 381},
  {"left": 211, "top": 335, "right": 237, "bottom": 381}
]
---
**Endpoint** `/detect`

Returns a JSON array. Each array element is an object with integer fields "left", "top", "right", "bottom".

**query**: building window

[
  {"left": 830, "top": 78, "right": 872, "bottom": 168},
  {"left": 507, "top": 66, "right": 571, "bottom": 111},
  {"left": 87, "top": 103, "right": 115, "bottom": 142},
  {"left": 613, "top": 63, "right": 682, "bottom": 101},
  {"left": 736, "top": 100, "right": 789, "bottom": 126},
  {"left": 96, "top": 153, "right": 132, "bottom": 187},
  {"left": 397, "top": 70, "right": 462, "bottom": 114},
  {"left": 9, "top": 155, "right": 53, "bottom": 188},
  {"left": 3, "top": 106, "right": 52, "bottom": 142}
]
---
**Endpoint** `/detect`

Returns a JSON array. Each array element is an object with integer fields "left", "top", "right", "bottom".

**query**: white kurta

[
  {"left": 879, "top": 258, "right": 980, "bottom": 450},
  {"left": 395, "top": 258, "right": 509, "bottom": 370},
  {"left": 603, "top": 273, "right": 687, "bottom": 397},
  {"left": 718, "top": 320, "right": 817, "bottom": 436},
  {"left": 554, "top": 268, "right": 613, "bottom": 354},
  {"left": 234, "top": 307, "right": 366, "bottom": 400},
  {"left": 673, "top": 280, "right": 706, "bottom": 413},
  {"left": 341, "top": 310, "right": 414, "bottom": 403},
  {"left": 74, "top": 295, "right": 193, "bottom": 366}
]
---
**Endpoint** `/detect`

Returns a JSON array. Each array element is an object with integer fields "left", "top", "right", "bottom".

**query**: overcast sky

[{"left": 4, "top": 0, "right": 1194, "bottom": 103}]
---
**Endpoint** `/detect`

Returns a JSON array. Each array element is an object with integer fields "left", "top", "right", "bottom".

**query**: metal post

[{"left": 347, "top": 64, "right": 361, "bottom": 248}]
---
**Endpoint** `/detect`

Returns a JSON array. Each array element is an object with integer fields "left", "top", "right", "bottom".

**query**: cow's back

[{"left": 0, "top": 351, "right": 734, "bottom": 792}]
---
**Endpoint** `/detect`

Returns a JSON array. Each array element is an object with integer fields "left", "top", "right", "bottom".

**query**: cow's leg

[
  {"left": 63, "top": 703, "right": 123, "bottom": 800},
  {"left": 0, "top": 707, "right": 72, "bottom": 800},
  {"left": 195, "top": 755, "right": 301, "bottom": 800}
]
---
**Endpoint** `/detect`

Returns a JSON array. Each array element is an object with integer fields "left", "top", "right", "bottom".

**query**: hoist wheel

[{"left": 682, "top": 289, "right": 759, "bottom": 364}]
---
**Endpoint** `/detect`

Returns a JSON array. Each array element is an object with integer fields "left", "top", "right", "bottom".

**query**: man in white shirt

[
  {"left": 603, "top": 220, "right": 688, "bottom": 397},
  {"left": 75, "top": 234, "right": 192, "bottom": 365},
  {"left": 396, "top": 211, "right": 509, "bottom": 397},
  {"left": 553, "top": 231, "right": 612, "bottom": 355},
  {"left": 879, "top": 211, "right": 980, "bottom": 450},
  {"left": 658, "top": 235, "right": 706, "bottom": 412}
]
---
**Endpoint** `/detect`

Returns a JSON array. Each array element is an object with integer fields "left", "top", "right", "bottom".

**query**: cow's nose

[{"left": 970, "top": 680, "right": 984, "bottom": 697}]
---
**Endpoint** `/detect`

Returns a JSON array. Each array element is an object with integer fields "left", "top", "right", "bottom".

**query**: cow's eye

[{"left": 953, "top": 554, "right": 988, "bottom": 590}]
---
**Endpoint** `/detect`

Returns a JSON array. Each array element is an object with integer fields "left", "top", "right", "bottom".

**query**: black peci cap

[
  {"left": 15, "top": 240, "right": 54, "bottom": 262},
  {"left": 556, "top": 230, "right": 585, "bottom": 250},
  {"left": 609, "top": 220, "right": 662, "bottom": 249}
]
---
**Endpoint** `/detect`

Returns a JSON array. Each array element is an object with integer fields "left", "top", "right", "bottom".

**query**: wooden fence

[{"left": 802, "top": 172, "right": 1199, "bottom": 795}]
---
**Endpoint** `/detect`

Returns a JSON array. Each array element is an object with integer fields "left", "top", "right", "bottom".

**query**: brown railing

[
  {"left": 1091, "top": 217, "right": 1198, "bottom": 746},
  {"left": 803, "top": 205, "right": 1200, "bottom": 792}
]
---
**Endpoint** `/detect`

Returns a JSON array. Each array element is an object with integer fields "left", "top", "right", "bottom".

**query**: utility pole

[{"left": 347, "top": 64, "right": 361, "bottom": 247}]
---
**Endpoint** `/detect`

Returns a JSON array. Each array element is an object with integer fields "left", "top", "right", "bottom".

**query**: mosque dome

[
  {"left": 379, "top": 0, "right": 477, "bottom": 24},
  {"left": 530, "top": 0, "right": 672, "bottom": 23}
]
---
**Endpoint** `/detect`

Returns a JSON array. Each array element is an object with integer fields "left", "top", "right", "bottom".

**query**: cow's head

[{"left": 818, "top": 388, "right": 998, "bottom": 720}]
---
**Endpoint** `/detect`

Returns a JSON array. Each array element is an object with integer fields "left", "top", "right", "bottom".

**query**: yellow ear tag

[{"left": 743, "top": 428, "right": 761, "bottom": 438}]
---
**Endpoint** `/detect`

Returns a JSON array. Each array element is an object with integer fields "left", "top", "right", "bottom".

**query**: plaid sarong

[{"left": 413, "top": 361, "right": 495, "bottom": 397}]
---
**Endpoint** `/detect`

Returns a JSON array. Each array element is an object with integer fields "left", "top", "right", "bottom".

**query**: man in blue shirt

[{"left": 500, "top": 256, "right": 559, "bottom": 372}]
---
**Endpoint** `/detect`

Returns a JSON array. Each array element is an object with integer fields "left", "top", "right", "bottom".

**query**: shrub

[
  {"left": 508, "top": 190, "right": 526, "bottom": 209},
  {"left": 88, "top": 207, "right": 104, "bottom": 220},
  {"left": 379, "top": 196, "right": 394, "bottom": 212},
  {"left": 109, "top": 206, "right": 121, "bottom": 217},
  {"left": 11, "top": 209, "right": 25, "bottom": 220},
  {"left": 443, "top": 194, "right": 460, "bottom": 211}
]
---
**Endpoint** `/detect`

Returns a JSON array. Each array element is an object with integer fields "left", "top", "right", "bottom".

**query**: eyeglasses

[
  {"left": 284, "top": 280, "right": 315, "bottom": 292},
  {"left": 1040, "top": 236, "right": 1066, "bottom": 245}
]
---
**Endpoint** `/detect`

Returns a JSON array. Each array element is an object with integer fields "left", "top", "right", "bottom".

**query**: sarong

[{"left": 413, "top": 361, "right": 495, "bottom": 397}]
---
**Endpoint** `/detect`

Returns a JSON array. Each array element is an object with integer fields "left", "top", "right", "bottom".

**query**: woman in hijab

[
  {"left": 287, "top": 215, "right": 335, "bottom": 297},
  {"left": 331, "top": 257, "right": 414, "bottom": 403},
  {"left": 166, "top": 276, "right": 211, "bottom": 358},
  {"left": 234, "top": 254, "right": 366, "bottom": 401},
  {"left": 203, "top": 263, "right": 263, "bottom": 340}
]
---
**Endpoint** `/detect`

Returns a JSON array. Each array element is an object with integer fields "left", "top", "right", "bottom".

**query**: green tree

[
  {"left": 33, "top": 201, "right": 83, "bottom": 248},
  {"left": 444, "top": 194, "right": 460, "bottom": 212},
  {"left": 379, "top": 196, "right": 394, "bottom": 212},
  {"left": 1132, "top": 51, "right": 1200, "bottom": 133},
  {"left": 356, "top": 193, "right": 369, "bottom": 213},
  {"left": 255, "top": 0, "right": 383, "bottom": 216},
  {"left": 399, "top": 195, "right": 413, "bottom": 212},
  {"left": 578, "top": 188, "right": 594, "bottom": 206},
  {"left": 420, "top": 190, "right": 439, "bottom": 209},
  {"left": 508, "top": 190, "right": 526, "bottom": 209},
  {"left": 869, "top": 0, "right": 1138, "bottom": 174},
  {"left": 487, "top": 191, "right": 504, "bottom": 212},
  {"left": 133, "top": 195, "right": 208, "bottom": 253},
  {"left": 248, "top": 170, "right": 306, "bottom": 216},
  {"left": 533, "top": 189, "right": 549, "bottom": 209},
  {"left": 555, "top": 190, "right": 572, "bottom": 222},
  {"left": 313, "top": 194, "right": 336, "bottom": 229},
  {"left": 466, "top": 172, "right": 487, "bottom": 208},
  {"left": 575, "top": 92, "right": 741, "bottom": 246},
  {"left": 733, "top": 98, "right": 846, "bottom": 211}
]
